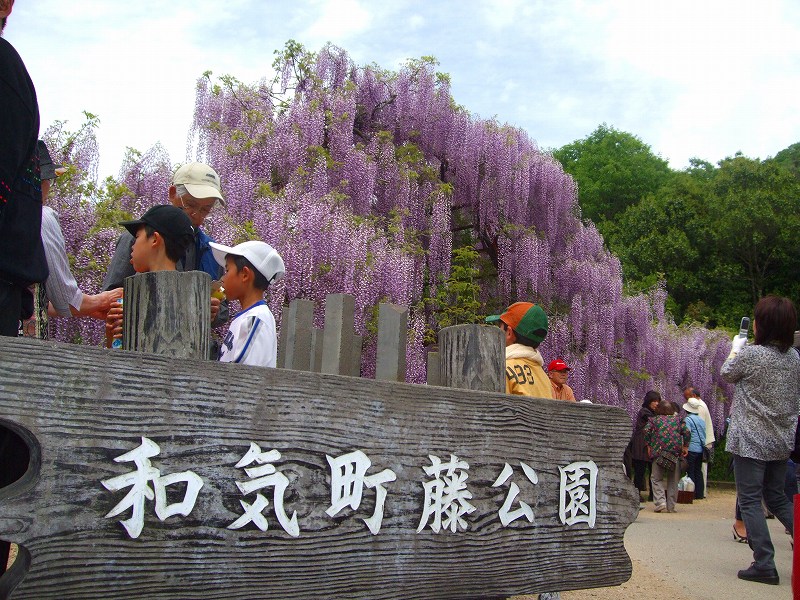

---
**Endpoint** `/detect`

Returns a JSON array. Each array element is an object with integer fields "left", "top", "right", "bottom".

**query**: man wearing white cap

[
  {"left": 683, "top": 386, "right": 715, "bottom": 497},
  {"left": 102, "top": 162, "right": 228, "bottom": 324}
]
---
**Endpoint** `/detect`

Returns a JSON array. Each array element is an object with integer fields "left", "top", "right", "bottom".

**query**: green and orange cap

[{"left": 485, "top": 302, "right": 548, "bottom": 344}]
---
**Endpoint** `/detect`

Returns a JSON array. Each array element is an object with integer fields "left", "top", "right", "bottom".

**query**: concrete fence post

[
  {"left": 320, "top": 293, "right": 356, "bottom": 376},
  {"left": 375, "top": 303, "right": 408, "bottom": 382},
  {"left": 283, "top": 299, "right": 316, "bottom": 371}
]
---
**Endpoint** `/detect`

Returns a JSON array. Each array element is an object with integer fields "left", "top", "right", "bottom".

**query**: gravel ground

[{"left": 516, "top": 487, "right": 794, "bottom": 600}]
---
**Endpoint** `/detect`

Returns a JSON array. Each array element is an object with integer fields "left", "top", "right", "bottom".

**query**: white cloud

[
  {"left": 5, "top": 0, "right": 799, "bottom": 177},
  {"left": 301, "top": 0, "right": 373, "bottom": 45}
]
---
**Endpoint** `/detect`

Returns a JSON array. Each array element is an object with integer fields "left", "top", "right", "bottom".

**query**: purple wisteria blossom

[{"left": 45, "top": 45, "right": 733, "bottom": 432}]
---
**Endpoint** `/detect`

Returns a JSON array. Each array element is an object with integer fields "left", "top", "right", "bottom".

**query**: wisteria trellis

[{"left": 42, "top": 45, "right": 733, "bottom": 431}]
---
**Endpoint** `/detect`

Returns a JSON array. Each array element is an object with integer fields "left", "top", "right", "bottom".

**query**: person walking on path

[
  {"left": 721, "top": 295, "right": 799, "bottom": 586},
  {"left": 644, "top": 399, "right": 690, "bottom": 513},
  {"left": 629, "top": 391, "right": 660, "bottom": 503},
  {"left": 683, "top": 386, "right": 715, "bottom": 497},
  {"left": 682, "top": 399, "right": 707, "bottom": 499}
]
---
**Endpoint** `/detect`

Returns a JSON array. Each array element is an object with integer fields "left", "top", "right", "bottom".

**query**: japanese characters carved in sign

[{"left": 0, "top": 337, "right": 637, "bottom": 600}]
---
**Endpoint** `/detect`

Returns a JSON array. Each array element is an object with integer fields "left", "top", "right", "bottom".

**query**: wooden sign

[{"left": 0, "top": 336, "right": 637, "bottom": 599}]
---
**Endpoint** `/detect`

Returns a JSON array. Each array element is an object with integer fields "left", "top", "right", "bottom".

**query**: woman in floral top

[
  {"left": 644, "top": 400, "right": 690, "bottom": 513},
  {"left": 722, "top": 295, "right": 799, "bottom": 586}
]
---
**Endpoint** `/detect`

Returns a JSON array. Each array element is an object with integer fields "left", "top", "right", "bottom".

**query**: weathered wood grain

[
  {"left": 439, "top": 325, "right": 505, "bottom": 392},
  {"left": 0, "top": 336, "right": 637, "bottom": 599},
  {"left": 122, "top": 270, "right": 210, "bottom": 359}
]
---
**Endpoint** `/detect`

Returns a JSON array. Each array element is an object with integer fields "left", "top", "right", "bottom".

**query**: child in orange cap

[{"left": 486, "top": 302, "right": 553, "bottom": 398}]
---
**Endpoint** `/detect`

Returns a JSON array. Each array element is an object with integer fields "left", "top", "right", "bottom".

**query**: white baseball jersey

[{"left": 219, "top": 301, "right": 277, "bottom": 367}]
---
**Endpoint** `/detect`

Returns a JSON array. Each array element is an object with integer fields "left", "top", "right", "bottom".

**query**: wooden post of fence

[
  {"left": 320, "top": 293, "right": 356, "bottom": 376},
  {"left": 438, "top": 324, "right": 504, "bottom": 392},
  {"left": 283, "top": 299, "right": 316, "bottom": 371},
  {"left": 375, "top": 303, "right": 408, "bottom": 382},
  {"left": 122, "top": 271, "right": 210, "bottom": 360},
  {"left": 426, "top": 350, "right": 441, "bottom": 386}
]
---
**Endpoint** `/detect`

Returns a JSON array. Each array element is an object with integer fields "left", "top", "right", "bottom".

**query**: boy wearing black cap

[
  {"left": 105, "top": 205, "right": 194, "bottom": 346},
  {"left": 486, "top": 302, "right": 553, "bottom": 398},
  {"left": 120, "top": 205, "right": 194, "bottom": 274},
  {"left": 209, "top": 240, "right": 285, "bottom": 367}
]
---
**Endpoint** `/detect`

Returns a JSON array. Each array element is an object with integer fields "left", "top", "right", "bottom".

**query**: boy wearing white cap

[{"left": 210, "top": 240, "right": 284, "bottom": 367}]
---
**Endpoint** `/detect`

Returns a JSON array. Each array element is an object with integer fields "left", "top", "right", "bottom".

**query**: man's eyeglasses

[{"left": 180, "top": 197, "right": 216, "bottom": 217}]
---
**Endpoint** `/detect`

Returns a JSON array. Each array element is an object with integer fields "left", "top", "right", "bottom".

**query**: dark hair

[
  {"left": 232, "top": 255, "right": 270, "bottom": 290},
  {"left": 655, "top": 400, "right": 675, "bottom": 416},
  {"left": 499, "top": 321, "right": 540, "bottom": 349},
  {"left": 512, "top": 329, "right": 540, "bottom": 349},
  {"left": 753, "top": 295, "right": 797, "bottom": 352},
  {"left": 143, "top": 225, "right": 192, "bottom": 263},
  {"left": 642, "top": 390, "right": 661, "bottom": 408}
]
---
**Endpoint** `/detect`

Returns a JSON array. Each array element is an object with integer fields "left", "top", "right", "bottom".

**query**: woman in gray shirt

[{"left": 722, "top": 295, "right": 799, "bottom": 586}]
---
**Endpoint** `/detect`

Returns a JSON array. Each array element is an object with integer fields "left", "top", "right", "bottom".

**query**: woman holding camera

[{"left": 722, "top": 295, "right": 799, "bottom": 586}]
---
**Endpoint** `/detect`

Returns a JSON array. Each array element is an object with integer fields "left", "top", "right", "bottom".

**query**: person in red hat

[
  {"left": 547, "top": 358, "right": 576, "bottom": 402},
  {"left": 486, "top": 302, "right": 553, "bottom": 398}
]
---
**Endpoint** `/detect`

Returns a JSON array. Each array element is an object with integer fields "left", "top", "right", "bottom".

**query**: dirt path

[{"left": 516, "top": 487, "right": 793, "bottom": 600}]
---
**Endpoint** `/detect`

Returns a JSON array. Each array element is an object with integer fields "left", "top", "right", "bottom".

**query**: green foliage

[
  {"left": 561, "top": 123, "right": 800, "bottom": 327},
  {"left": 709, "top": 155, "right": 800, "bottom": 305},
  {"left": 552, "top": 124, "right": 673, "bottom": 230},
  {"left": 773, "top": 142, "right": 800, "bottom": 179},
  {"left": 90, "top": 177, "right": 136, "bottom": 233},
  {"left": 424, "top": 246, "right": 483, "bottom": 343},
  {"left": 707, "top": 439, "right": 734, "bottom": 482}
]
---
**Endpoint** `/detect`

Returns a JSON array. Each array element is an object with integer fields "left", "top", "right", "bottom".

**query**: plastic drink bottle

[{"left": 111, "top": 298, "right": 123, "bottom": 349}]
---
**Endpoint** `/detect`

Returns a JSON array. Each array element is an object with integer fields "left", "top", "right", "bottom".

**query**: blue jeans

[
  {"left": 785, "top": 459, "right": 799, "bottom": 504},
  {"left": 733, "top": 455, "right": 794, "bottom": 571}
]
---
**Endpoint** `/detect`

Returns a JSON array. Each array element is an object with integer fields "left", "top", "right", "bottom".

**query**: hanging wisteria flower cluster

[{"left": 44, "top": 44, "right": 733, "bottom": 431}]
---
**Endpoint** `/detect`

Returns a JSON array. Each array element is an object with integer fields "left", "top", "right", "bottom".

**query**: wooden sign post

[
  {"left": 439, "top": 324, "right": 505, "bottom": 392},
  {"left": 122, "top": 271, "right": 210, "bottom": 359},
  {"left": 0, "top": 336, "right": 637, "bottom": 599}
]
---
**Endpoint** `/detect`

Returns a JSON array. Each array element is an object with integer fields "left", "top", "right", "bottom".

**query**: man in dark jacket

[
  {"left": 0, "top": 0, "right": 47, "bottom": 337},
  {"left": 0, "top": 0, "right": 46, "bottom": 575}
]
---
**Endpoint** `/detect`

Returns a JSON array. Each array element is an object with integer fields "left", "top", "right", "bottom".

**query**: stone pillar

[
  {"left": 277, "top": 304, "right": 288, "bottom": 368},
  {"left": 310, "top": 328, "right": 323, "bottom": 373},
  {"left": 426, "top": 350, "right": 441, "bottom": 386},
  {"left": 320, "top": 293, "right": 355, "bottom": 375},
  {"left": 283, "top": 299, "right": 316, "bottom": 371},
  {"left": 375, "top": 303, "right": 408, "bottom": 382}
]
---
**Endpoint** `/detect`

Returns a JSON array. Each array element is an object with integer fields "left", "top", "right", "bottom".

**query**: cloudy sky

[{"left": 6, "top": 0, "right": 800, "bottom": 178}]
